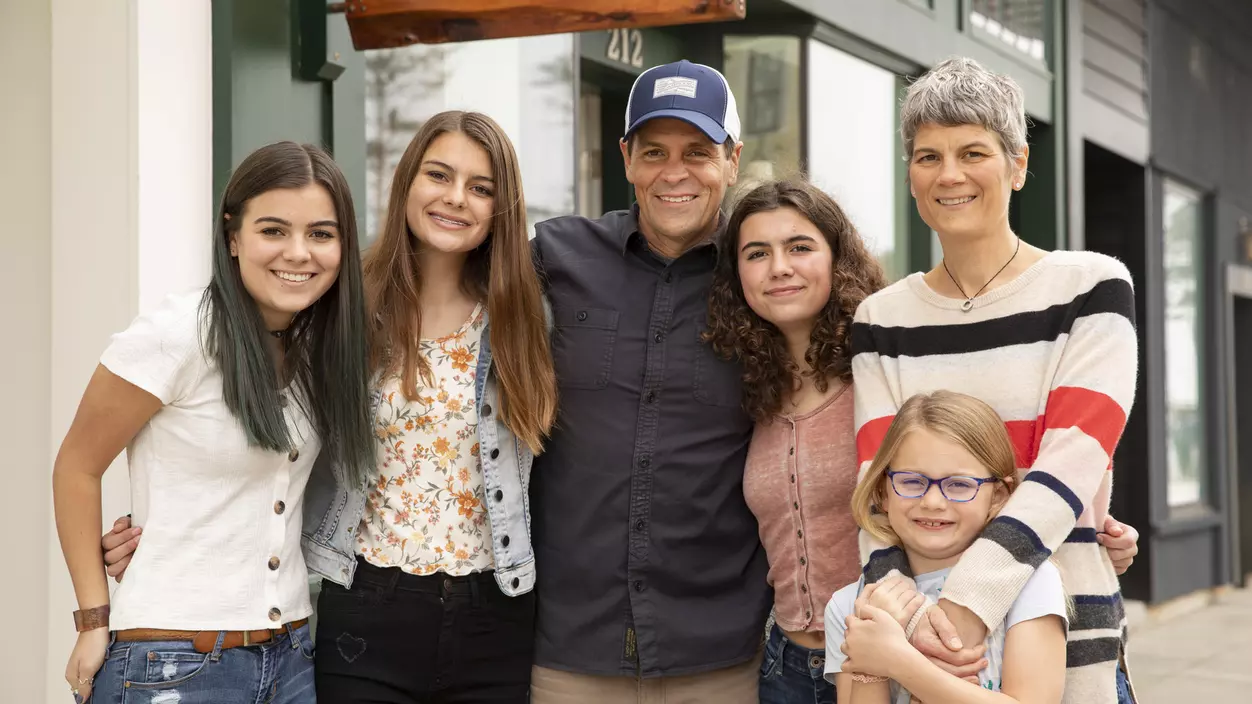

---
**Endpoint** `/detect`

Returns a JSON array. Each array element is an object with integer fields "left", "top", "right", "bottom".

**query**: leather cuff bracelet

[{"left": 73, "top": 605, "right": 110, "bottom": 632}]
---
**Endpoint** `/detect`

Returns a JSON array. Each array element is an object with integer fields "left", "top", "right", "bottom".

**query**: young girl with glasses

[{"left": 824, "top": 390, "right": 1068, "bottom": 704}]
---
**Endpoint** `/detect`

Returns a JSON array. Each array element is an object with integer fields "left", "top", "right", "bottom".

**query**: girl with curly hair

[{"left": 705, "top": 178, "right": 888, "bottom": 704}]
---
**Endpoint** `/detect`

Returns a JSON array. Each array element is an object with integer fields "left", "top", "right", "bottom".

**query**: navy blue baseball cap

[{"left": 623, "top": 60, "right": 741, "bottom": 144}]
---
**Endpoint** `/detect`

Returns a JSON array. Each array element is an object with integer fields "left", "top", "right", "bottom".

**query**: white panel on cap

[{"left": 704, "top": 64, "right": 741, "bottom": 143}]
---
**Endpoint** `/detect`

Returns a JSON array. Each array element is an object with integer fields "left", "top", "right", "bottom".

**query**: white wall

[
  {"left": 137, "top": 0, "right": 214, "bottom": 310},
  {"left": 0, "top": 1, "right": 53, "bottom": 701},
  {"left": 0, "top": 1, "right": 211, "bottom": 700}
]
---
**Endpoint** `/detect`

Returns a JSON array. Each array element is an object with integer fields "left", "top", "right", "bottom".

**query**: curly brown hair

[{"left": 704, "top": 179, "right": 887, "bottom": 422}]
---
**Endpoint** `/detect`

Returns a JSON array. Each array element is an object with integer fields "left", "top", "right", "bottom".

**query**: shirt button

[
  {"left": 790, "top": 475, "right": 795, "bottom": 483},
  {"left": 495, "top": 490, "right": 504, "bottom": 502},
  {"left": 634, "top": 580, "right": 644, "bottom": 592},
  {"left": 639, "top": 457, "right": 651, "bottom": 468},
  {"left": 789, "top": 447, "right": 794, "bottom": 456},
  {"left": 490, "top": 449, "right": 500, "bottom": 460},
  {"left": 797, "top": 530, "right": 803, "bottom": 538},
  {"left": 645, "top": 391, "right": 656, "bottom": 403},
  {"left": 806, "top": 610, "right": 812, "bottom": 619},
  {"left": 288, "top": 449, "right": 299, "bottom": 462},
  {"left": 664, "top": 272, "right": 673, "bottom": 283},
  {"left": 653, "top": 332, "right": 664, "bottom": 343},
  {"left": 801, "top": 584, "right": 808, "bottom": 593},
  {"left": 482, "top": 404, "right": 492, "bottom": 416},
  {"left": 576, "top": 311, "right": 588, "bottom": 321},
  {"left": 502, "top": 535, "right": 510, "bottom": 548},
  {"left": 274, "top": 501, "right": 286, "bottom": 515},
  {"left": 268, "top": 556, "right": 281, "bottom": 570},
  {"left": 793, "top": 502, "right": 799, "bottom": 510},
  {"left": 635, "top": 519, "right": 645, "bottom": 531},
  {"left": 268, "top": 608, "right": 282, "bottom": 622},
  {"left": 799, "top": 557, "right": 806, "bottom": 566},
  {"left": 512, "top": 577, "right": 520, "bottom": 588}
]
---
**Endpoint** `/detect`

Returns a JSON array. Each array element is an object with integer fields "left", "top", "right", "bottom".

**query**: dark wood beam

[{"left": 330, "top": 0, "right": 747, "bottom": 49}]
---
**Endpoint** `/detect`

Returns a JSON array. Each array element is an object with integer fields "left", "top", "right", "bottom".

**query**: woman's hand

[
  {"left": 65, "top": 628, "right": 109, "bottom": 703},
  {"left": 1098, "top": 515, "right": 1140, "bottom": 575},
  {"left": 841, "top": 603, "right": 917, "bottom": 679},
  {"left": 859, "top": 574, "right": 926, "bottom": 629}
]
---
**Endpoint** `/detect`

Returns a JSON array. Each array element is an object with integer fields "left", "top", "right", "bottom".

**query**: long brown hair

[
  {"left": 704, "top": 178, "right": 887, "bottom": 421},
  {"left": 850, "top": 390, "right": 1018, "bottom": 546},
  {"left": 362, "top": 111, "right": 556, "bottom": 453}
]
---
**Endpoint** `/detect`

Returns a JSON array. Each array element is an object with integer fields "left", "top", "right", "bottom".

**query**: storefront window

[
  {"left": 969, "top": 0, "right": 1048, "bottom": 63},
  {"left": 364, "top": 35, "right": 576, "bottom": 239},
  {"left": 723, "top": 36, "right": 802, "bottom": 207},
  {"left": 806, "top": 41, "right": 904, "bottom": 280},
  {"left": 1163, "top": 179, "right": 1206, "bottom": 507}
]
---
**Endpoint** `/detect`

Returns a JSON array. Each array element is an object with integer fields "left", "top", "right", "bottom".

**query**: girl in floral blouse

[{"left": 303, "top": 110, "right": 558, "bottom": 703}]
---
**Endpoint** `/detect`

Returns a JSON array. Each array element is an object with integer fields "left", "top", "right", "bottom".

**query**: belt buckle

[{"left": 242, "top": 630, "right": 252, "bottom": 647}]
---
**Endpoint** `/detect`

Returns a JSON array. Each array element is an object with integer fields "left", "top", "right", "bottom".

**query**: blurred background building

[{"left": 5, "top": 0, "right": 1252, "bottom": 700}]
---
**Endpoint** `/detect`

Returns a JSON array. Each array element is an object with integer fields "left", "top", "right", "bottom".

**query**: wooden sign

[{"left": 330, "top": 0, "right": 748, "bottom": 50}]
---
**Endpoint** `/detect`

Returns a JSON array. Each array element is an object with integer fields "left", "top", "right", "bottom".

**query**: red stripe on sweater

[
  {"left": 1041, "top": 386, "right": 1127, "bottom": 458},
  {"left": 857, "top": 387, "right": 1123, "bottom": 469},
  {"left": 856, "top": 416, "right": 895, "bottom": 465}
]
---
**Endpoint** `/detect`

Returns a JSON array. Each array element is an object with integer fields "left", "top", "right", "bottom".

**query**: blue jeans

[
  {"left": 1117, "top": 662, "right": 1134, "bottom": 704},
  {"left": 759, "top": 623, "right": 835, "bottom": 704},
  {"left": 88, "top": 623, "right": 316, "bottom": 704}
]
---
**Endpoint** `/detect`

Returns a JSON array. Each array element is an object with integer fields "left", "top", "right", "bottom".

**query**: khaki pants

[{"left": 530, "top": 651, "right": 762, "bottom": 704}]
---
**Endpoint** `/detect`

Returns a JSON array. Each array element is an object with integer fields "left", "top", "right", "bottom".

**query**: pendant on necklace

[{"left": 961, "top": 299, "right": 974, "bottom": 312}]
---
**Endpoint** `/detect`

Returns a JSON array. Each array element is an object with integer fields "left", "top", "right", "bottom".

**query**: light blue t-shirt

[{"left": 823, "top": 561, "right": 1068, "bottom": 702}]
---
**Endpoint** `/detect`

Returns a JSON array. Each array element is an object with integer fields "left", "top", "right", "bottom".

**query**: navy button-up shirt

[{"left": 530, "top": 206, "right": 772, "bottom": 677}]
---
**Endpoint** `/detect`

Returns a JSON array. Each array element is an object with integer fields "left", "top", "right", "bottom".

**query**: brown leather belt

[{"left": 114, "top": 618, "right": 309, "bottom": 653}]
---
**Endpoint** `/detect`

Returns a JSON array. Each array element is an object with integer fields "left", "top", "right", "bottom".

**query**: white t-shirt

[
  {"left": 823, "top": 560, "right": 1068, "bottom": 701},
  {"left": 101, "top": 290, "right": 320, "bottom": 631}
]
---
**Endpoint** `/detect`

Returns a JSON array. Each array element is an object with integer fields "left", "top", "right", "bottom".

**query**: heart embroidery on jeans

[{"left": 336, "top": 632, "right": 368, "bottom": 663}]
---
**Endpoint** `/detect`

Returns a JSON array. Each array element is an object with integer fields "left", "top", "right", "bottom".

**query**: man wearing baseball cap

[{"left": 528, "top": 60, "right": 770, "bottom": 702}]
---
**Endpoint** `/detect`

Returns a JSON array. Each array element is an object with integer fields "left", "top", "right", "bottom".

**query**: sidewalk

[{"left": 1125, "top": 585, "right": 1252, "bottom": 702}]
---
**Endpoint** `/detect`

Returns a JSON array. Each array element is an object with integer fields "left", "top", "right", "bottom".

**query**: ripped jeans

[
  {"left": 314, "top": 556, "right": 536, "bottom": 703},
  {"left": 87, "top": 623, "right": 316, "bottom": 704}
]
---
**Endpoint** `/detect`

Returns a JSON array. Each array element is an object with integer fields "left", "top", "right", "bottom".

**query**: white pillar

[
  {"left": 0, "top": 1, "right": 54, "bottom": 700},
  {"left": 0, "top": 1, "right": 211, "bottom": 699}
]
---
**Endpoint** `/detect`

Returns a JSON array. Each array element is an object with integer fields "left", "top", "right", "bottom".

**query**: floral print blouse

[{"left": 357, "top": 303, "right": 495, "bottom": 576}]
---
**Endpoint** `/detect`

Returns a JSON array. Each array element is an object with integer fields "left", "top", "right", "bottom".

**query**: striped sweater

[{"left": 850, "top": 251, "right": 1138, "bottom": 704}]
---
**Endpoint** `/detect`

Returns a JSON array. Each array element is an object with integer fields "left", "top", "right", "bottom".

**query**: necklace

[
  {"left": 269, "top": 329, "right": 287, "bottom": 339},
  {"left": 942, "top": 236, "right": 1021, "bottom": 312}
]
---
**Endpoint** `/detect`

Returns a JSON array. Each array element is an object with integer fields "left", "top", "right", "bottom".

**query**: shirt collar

[{"left": 619, "top": 203, "right": 728, "bottom": 257}]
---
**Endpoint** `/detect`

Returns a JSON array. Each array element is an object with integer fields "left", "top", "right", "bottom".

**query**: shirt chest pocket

[
  {"left": 692, "top": 327, "right": 744, "bottom": 408},
  {"left": 552, "top": 307, "right": 619, "bottom": 390}
]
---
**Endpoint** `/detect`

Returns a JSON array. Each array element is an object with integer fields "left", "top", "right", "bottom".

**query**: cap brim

[{"left": 624, "top": 109, "right": 730, "bottom": 145}]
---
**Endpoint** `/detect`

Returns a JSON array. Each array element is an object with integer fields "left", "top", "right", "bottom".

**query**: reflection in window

[
  {"left": 1163, "top": 180, "right": 1205, "bottom": 507},
  {"left": 723, "top": 37, "right": 801, "bottom": 207},
  {"left": 364, "top": 36, "right": 576, "bottom": 239},
  {"left": 969, "top": 0, "right": 1048, "bottom": 62},
  {"left": 806, "top": 41, "right": 903, "bottom": 280}
]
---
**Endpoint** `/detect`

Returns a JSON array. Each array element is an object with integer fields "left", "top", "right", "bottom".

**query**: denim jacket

[{"left": 301, "top": 317, "right": 538, "bottom": 597}]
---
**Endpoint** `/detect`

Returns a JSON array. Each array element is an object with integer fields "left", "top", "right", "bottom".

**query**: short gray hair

[{"left": 900, "top": 57, "right": 1028, "bottom": 160}]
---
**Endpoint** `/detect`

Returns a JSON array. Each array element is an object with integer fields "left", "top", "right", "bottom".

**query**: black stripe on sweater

[
  {"left": 1023, "top": 471, "right": 1084, "bottom": 519},
  {"left": 1070, "top": 593, "right": 1126, "bottom": 631},
  {"left": 983, "top": 516, "right": 1051, "bottom": 567},
  {"left": 863, "top": 546, "right": 912, "bottom": 583},
  {"left": 1066, "top": 527, "right": 1099, "bottom": 543},
  {"left": 851, "top": 277, "right": 1134, "bottom": 359},
  {"left": 1066, "top": 636, "right": 1122, "bottom": 668}
]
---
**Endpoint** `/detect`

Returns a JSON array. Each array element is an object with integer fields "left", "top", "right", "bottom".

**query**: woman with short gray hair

[{"left": 839, "top": 57, "right": 1140, "bottom": 704}]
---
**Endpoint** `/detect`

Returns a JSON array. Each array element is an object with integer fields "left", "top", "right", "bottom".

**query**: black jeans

[{"left": 315, "top": 557, "right": 536, "bottom": 703}]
